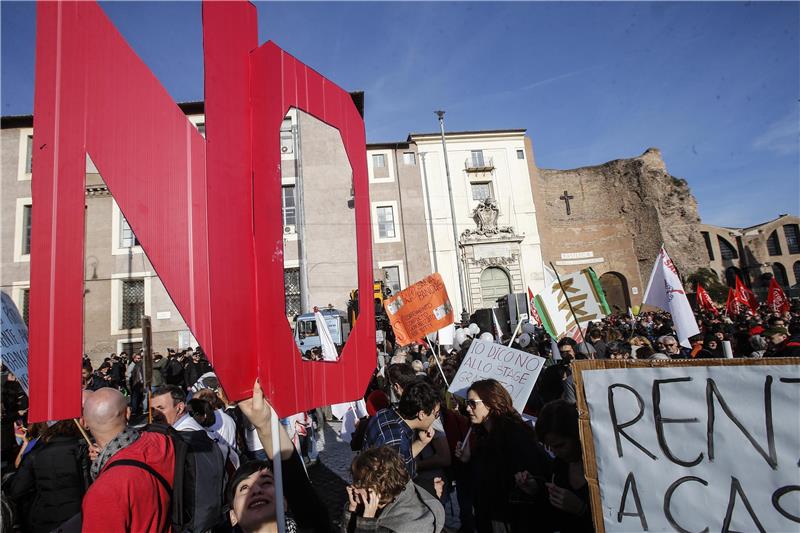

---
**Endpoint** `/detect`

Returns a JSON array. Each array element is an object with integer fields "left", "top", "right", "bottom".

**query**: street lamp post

[{"left": 435, "top": 110, "right": 470, "bottom": 324}]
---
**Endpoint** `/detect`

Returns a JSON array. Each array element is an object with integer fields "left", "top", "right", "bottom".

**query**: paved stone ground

[{"left": 308, "top": 420, "right": 353, "bottom": 528}]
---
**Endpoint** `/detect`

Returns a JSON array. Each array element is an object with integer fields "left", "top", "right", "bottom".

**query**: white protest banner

[
  {"left": 449, "top": 338, "right": 545, "bottom": 412},
  {"left": 1, "top": 292, "right": 30, "bottom": 394},
  {"left": 534, "top": 267, "right": 610, "bottom": 340},
  {"left": 574, "top": 359, "right": 799, "bottom": 533}
]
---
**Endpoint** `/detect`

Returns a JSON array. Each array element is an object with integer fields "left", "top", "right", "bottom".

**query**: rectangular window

[
  {"left": 120, "top": 216, "right": 140, "bottom": 248},
  {"left": 284, "top": 267, "right": 301, "bottom": 317},
  {"left": 282, "top": 186, "right": 296, "bottom": 227},
  {"left": 470, "top": 150, "right": 485, "bottom": 167},
  {"left": 21, "top": 289, "right": 30, "bottom": 326},
  {"left": 376, "top": 206, "right": 396, "bottom": 239},
  {"left": 382, "top": 266, "right": 402, "bottom": 296},
  {"left": 516, "top": 149, "right": 525, "bottom": 160},
  {"left": 22, "top": 205, "right": 32, "bottom": 255},
  {"left": 25, "top": 135, "right": 33, "bottom": 173},
  {"left": 471, "top": 182, "right": 492, "bottom": 202},
  {"left": 783, "top": 224, "right": 800, "bottom": 254},
  {"left": 372, "top": 154, "right": 386, "bottom": 168},
  {"left": 767, "top": 231, "right": 782, "bottom": 256},
  {"left": 121, "top": 279, "right": 145, "bottom": 330},
  {"left": 280, "top": 118, "right": 294, "bottom": 154},
  {"left": 402, "top": 152, "right": 416, "bottom": 165}
]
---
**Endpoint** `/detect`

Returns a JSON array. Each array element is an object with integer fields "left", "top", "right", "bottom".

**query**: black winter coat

[
  {"left": 470, "top": 418, "right": 553, "bottom": 532},
  {"left": 8, "top": 436, "right": 91, "bottom": 533}
]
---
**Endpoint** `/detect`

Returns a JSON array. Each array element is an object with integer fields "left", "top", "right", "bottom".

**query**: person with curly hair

[
  {"left": 342, "top": 446, "right": 445, "bottom": 533},
  {"left": 455, "top": 379, "right": 552, "bottom": 532}
]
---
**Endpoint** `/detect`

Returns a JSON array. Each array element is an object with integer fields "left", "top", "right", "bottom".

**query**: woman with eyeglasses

[{"left": 454, "top": 379, "right": 552, "bottom": 532}]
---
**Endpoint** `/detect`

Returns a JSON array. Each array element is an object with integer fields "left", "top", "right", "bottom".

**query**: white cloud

[{"left": 752, "top": 112, "right": 799, "bottom": 155}]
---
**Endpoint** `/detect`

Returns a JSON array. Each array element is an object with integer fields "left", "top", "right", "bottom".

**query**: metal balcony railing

[{"left": 464, "top": 156, "right": 494, "bottom": 172}]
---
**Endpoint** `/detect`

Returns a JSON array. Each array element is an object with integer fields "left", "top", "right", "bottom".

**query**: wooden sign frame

[{"left": 572, "top": 357, "right": 800, "bottom": 533}]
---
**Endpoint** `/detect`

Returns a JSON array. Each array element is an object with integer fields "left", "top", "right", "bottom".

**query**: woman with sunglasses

[{"left": 454, "top": 379, "right": 552, "bottom": 532}]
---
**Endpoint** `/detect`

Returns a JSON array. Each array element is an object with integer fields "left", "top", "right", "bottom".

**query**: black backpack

[{"left": 106, "top": 424, "right": 226, "bottom": 532}]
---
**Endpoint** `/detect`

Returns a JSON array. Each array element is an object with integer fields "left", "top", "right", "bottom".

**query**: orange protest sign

[{"left": 383, "top": 273, "right": 455, "bottom": 346}]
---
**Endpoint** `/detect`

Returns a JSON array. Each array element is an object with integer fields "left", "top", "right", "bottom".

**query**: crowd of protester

[{"left": 0, "top": 297, "right": 798, "bottom": 533}]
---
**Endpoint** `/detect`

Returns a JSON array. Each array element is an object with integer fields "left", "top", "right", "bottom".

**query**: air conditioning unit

[
  {"left": 281, "top": 146, "right": 290, "bottom": 153},
  {"left": 284, "top": 225, "right": 295, "bottom": 234}
]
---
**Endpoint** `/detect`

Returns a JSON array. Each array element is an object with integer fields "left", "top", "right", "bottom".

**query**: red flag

[
  {"left": 767, "top": 278, "right": 790, "bottom": 314},
  {"left": 735, "top": 276, "right": 758, "bottom": 313},
  {"left": 725, "top": 288, "right": 742, "bottom": 316},
  {"left": 527, "top": 287, "right": 542, "bottom": 327},
  {"left": 696, "top": 283, "right": 717, "bottom": 315}
]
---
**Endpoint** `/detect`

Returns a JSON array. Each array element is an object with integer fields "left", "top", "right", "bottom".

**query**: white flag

[
  {"left": 314, "top": 310, "right": 339, "bottom": 361},
  {"left": 642, "top": 247, "right": 700, "bottom": 348}
]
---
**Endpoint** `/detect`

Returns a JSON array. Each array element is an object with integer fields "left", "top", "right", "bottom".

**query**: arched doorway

[
  {"left": 772, "top": 263, "right": 789, "bottom": 288},
  {"left": 794, "top": 261, "right": 800, "bottom": 287},
  {"left": 480, "top": 267, "right": 511, "bottom": 308},
  {"left": 599, "top": 271, "right": 630, "bottom": 313}
]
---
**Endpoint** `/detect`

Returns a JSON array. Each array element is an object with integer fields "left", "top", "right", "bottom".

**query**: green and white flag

[{"left": 533, "top": 267, "right": 611, "bottom": 339}]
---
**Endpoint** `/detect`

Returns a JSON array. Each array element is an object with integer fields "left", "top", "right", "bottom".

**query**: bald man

[{"left": 81, "top": 388, "right": 175, "bottom": 533}]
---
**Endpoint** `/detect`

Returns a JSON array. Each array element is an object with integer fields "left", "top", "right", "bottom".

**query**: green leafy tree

[{"left": 686, "top": 268, "right": 728, "bottom": 303}]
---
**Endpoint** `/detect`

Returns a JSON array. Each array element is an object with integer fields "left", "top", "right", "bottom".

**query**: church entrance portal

[{"left": 599, "top": 271, "right": 630, "bottom": 313}]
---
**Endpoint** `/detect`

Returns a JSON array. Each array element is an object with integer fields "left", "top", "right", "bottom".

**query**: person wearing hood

[{"left": 342, "top": 445, "right": 445, "bottom": 533}]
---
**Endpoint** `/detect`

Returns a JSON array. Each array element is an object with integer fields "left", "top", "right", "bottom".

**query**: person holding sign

[{"left": 454, "top": 379, "right": 551, "bottom": 532}]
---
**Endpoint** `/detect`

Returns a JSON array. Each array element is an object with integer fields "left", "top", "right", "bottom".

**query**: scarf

[{"left": 91, "top": 426, "right": 141, "bottom": 480}]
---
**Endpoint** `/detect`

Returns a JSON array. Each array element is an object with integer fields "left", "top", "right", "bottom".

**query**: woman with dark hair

[
  {"left": 520, "top": 400, "right": 593, "bottom": 533},
  {"left": 342, "top": 446, "right": 445, "bottom": 532},
  {"left": 7, "top": 420, "right": 90, "bottom": 532},
  {"left": 454, "top": 379, "right": 551, "bottom": 532}
]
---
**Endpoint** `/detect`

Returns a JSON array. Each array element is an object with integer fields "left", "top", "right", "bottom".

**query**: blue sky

[{"left": 2, "top": 1, "right": 798, "bottom": 227}]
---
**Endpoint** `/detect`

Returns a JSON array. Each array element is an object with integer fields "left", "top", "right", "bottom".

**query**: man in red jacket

[{"left": 81, "top": 388, "right": 175, "bottom": 533}]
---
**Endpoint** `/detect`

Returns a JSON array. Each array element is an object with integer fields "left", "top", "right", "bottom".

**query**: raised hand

[
  {"left": 237, "top": 378, "right": 273, "bottom": 432},
  {"left": 359, "top": 488, "right": 381, "bottom": 518}
]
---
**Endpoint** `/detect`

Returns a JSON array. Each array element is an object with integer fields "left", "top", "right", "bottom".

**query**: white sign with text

[
  {"left": 582, "top": 363, "right": 800, "bottom": 532},
  {"left": 449, "top": 339, "right": 545, "bottom": 412},
  {"left": 1, "top": 292, "right": 29, "bottom": 394}
]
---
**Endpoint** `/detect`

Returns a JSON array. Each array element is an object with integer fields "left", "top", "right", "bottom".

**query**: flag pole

[
  {"left": 549, "top": 262, "right": 586, "bottom": 342},
  {"left": 432, "top": 333, "right": 450, "bottom": 388}
]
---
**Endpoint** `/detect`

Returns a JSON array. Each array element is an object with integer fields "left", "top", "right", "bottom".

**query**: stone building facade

[
  {"left": 1, "top": 102, "right": 365, "bottom": 363},
  {"left": 529, "top": 147, "right": 707, "bottom": 311},
  {"left": 366, "top": 142, "right": 432, "bottom": 296},
  {"left": 700, "top": 214, "right": 800, "bottom": 296},
  {"left": 410, "top": 130, "right": 546, "bottom": 314},
  {"left": 3, "top": 103, "right": 547, "bottom": 361},
  {"left": 2, "top": 103, "right": 208, "bottom": 359}
]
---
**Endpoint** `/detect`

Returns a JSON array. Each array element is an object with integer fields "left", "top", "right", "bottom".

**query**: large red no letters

[{"left": 28, "top": 1, "right": 375, "bottom": 421}]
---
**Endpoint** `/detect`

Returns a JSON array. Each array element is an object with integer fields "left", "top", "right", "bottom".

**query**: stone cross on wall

[{"left": 560, "top": 190, "right": 574, "bottom": 216}]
